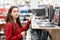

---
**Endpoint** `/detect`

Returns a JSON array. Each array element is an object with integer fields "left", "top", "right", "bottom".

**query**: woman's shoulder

[
  {"left": 6, "top": 22, "right": 13, "bottom": 30},
  {"left": 6, "top": 22, "right": 13, "bottom": 26}
]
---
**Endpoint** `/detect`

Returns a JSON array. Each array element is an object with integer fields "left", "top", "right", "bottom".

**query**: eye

[
  {"left": 16, "top": 11, "right": 19, "bottom": 12},
  {"left": 13, "top": 10, "right": 19, "bottom": 13},
  {"left": 13, "top": 11, "right": 16, "bottom": 12}
]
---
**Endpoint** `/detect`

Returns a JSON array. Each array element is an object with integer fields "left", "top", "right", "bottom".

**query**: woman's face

[{"left": 11, "top": 8, "right": 20, "bottom": 19}]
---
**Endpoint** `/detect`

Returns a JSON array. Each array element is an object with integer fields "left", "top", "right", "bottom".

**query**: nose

[{"left": 16, "top": 12, "right": 19, "bottom": 15}]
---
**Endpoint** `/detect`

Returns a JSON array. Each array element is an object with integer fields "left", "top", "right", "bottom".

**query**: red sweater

[{"left": 6, "top": 21, "right": 31, "bottom": 40}]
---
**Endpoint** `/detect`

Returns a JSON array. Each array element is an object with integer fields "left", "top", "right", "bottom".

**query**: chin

[
  {"left": 14, "top": 16, "right": 19, "bottom": 19},
  {"left": 16, "top": 17, "right": 19, "bottom": 18}
]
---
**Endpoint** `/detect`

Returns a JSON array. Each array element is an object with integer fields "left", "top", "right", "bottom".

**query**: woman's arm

[
  {"left": 6, "top": 22, "right": 22, "bottom": 40},
  {"left": 21, "top": 16, "right": 32, "bottom": 31},
  {"left": 21, "top": 20, "right": 31, "bottom": 31}
]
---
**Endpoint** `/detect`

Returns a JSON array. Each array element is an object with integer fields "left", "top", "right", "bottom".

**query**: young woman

[{"left": 6, "top": 6, "right": 32, "bottom": 40}]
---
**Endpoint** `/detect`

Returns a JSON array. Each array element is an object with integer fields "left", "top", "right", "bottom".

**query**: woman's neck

[{"left": 13, "top": 18, "right": 16, "bottom": 23}]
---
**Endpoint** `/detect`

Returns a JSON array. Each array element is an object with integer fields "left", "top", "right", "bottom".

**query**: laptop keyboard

[{"left": 37, "top": 21, "right": 55, "bottom": 27}]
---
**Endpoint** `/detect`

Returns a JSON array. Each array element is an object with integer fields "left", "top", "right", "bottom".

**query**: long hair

[{"left": 6, "top": 6, "right": 22, "bottom": 31}]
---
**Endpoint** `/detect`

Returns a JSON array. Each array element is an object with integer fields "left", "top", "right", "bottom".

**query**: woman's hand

[
  {"left": 29, "top": 16, "right": 33, "bottom": 21},
  {"left": 21, "top": 31, "right": 26, "bottom": 36}
]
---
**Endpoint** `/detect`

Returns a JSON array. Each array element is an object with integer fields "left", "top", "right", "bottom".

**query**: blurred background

[{"left": 0, "top": 0, "right": 60, "bottom": 40}]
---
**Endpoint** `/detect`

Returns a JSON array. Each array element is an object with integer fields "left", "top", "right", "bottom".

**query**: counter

[{"left": 31, "top": 20, "right": 60, "bottom": 40}]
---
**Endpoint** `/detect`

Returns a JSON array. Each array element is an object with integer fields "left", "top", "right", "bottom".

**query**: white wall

[
  {"left": 52, "top": 0, "right": 60, "bottom": 7},
  {"left": 0, "top": 0, "right": 60, "bottom": 8}
]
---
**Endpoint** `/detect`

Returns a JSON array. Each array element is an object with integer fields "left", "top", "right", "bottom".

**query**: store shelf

[{"left": 21, "top": 21, "right": 27, "bottom": 23}]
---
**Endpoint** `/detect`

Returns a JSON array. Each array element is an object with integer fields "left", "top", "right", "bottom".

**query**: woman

[{"left": 6, "top": 6, "right": 32, "bottom": 40}]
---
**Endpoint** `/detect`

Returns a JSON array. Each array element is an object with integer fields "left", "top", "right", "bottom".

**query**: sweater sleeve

[
  {"left": 6, "top": 23, "right": 23, "bottom": 40},
  {"left": 21, "top": 20, "right": 31, "bottom": 31}
]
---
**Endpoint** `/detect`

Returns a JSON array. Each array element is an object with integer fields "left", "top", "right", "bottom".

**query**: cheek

[
  {"left": 17, "top": 13, "right": 20, "bottom": 16},
  {"left": 11, "top": 12, "right": 20, "bottom": 18},
  {"left": 11, "top": 13, "right": 16, "bottom": 17}
]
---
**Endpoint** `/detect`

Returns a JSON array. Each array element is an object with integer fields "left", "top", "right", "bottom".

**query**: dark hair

[{"left": 6, "top": 6, "right": 22, "bottom": 31}]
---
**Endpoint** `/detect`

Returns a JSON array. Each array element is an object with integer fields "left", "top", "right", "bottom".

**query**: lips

[{"left": 16, "top": 14, "right": 18, "bottom": 16}]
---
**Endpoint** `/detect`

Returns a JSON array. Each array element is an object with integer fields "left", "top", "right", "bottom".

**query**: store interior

[{"left": 0, "top": 0, "right": 60, "bottom": 40}]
